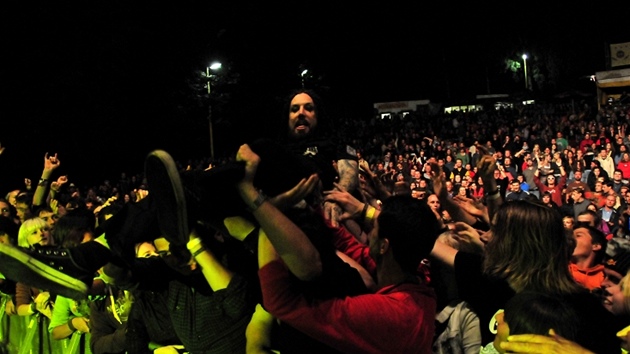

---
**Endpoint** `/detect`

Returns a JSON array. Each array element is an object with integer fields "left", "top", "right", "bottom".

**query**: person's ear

[{"left": 380, "top": 238, "right": 390, "bottom": 255}]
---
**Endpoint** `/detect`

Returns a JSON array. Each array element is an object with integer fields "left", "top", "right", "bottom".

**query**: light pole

[
  {"left": 204, "top": 62, "right": 222, "bottom": 160},
  {"left": 522, "top": 54, "right": 529, "bottom": 90}
]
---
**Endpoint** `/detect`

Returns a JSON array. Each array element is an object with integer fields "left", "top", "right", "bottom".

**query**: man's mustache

[{"left": 295, "top": 118, "right": 310, "bottom": 127}]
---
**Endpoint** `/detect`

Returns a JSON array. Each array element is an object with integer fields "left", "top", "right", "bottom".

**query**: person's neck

[
  {"left": 375, "top": 259, "right": 411, "bottom": 289},
  {"left": 571, "top": 254, "right": 598, "bottom": 270}
]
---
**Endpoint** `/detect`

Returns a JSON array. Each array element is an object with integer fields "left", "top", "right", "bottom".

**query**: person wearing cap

[{"left": 569, "top": 225, "right": 608, "bottom": 290}]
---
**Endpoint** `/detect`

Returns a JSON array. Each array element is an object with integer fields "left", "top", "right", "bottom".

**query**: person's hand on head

[{"left": 499, "top": 329, "right": 594, "bottom": 354}]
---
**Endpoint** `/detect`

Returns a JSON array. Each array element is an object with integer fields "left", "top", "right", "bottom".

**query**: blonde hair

[{"left": 17, "top": 217, "right": 47, "bottom": 248}]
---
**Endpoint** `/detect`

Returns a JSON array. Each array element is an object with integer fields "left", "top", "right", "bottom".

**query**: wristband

[
  {"left": 191, "top": 247, "right": 206, "bottom": 258},
  {"left": 360, "top": 203, "right": 369, "bottom": 220},
  {"left": 68, "top": 318, "right": 77, "bottom": 332},
  {"left": 246, "top": 191, "right": 268, "bottom": 213},
  {"left": 365, "top": 206, "right": 377, "bottom": 223}
]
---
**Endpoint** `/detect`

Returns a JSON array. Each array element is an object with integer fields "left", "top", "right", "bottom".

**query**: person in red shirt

[
  {"left": 579, "top": 132, "right": 594, "bottom": 153},
  {"left": 533, "top": 165, "right": 567, "bottom": 207},
  {"left": 617, "top": 152, "right": 630, "bottom": 179},
  {"left": 236, "top": 144, "right": 439, "bottom": 354}
]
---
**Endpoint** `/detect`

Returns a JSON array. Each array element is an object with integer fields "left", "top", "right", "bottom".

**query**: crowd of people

[{"left": 0, "top": 89, "right": 629, "bottom": 354}]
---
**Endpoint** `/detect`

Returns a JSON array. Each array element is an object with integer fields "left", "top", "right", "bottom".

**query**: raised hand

[{"left": 43, "top": 152, "right": 61, "bottom": 173}]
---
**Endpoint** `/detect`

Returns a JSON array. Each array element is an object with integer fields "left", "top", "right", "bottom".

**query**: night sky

[{"left": 3, "top": 2, "right": 628, "bottom": 189}]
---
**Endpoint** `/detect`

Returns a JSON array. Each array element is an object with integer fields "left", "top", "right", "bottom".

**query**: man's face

[
  {"left": 572, "top": 227, "right": 599, "bottom": 258},
  {"left": 427, "top": 194, "right": 440, "bottom": 211},
  {"left": 601, "top": 268, "right": 625, "bottom": 315},
  {"left": 288, "top": 93, "right": 318, "bottom": 139},
  {"left": 38, "top": 210, "right": 58, "bottom": 231},
  {"left": 571, "top": 189, "right": 583, "bottom": 202},
  {"left": 510, "top": 182, "right": 520, "bottom": 192},
  {"left": 601, "top": 149, "right": 608, "bottom": 158},
  {"left": 606, "top": 195, "right": 616, "bottom": 208},
  {"left": 563, "top": 217, "right": 574, "bottom": 230},
  {"left": 574, "top": 171, "right": 582, "bottom": 181},
  {"left": 614, "top": 171, "right": 623, "bottom": 181},
  {"left": 546, "top": 175, "right": 556, "bottom": 185},
  {"left": 15, "top": 202, "right": 31, "bottom": 222}
]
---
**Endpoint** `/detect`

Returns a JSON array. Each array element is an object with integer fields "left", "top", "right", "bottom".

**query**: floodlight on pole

[
  {"left": 205, "top": 62, "right": 222, "bottom": 94},
  {"left": 205, "top": 61, "right": 222, "bottom": 159}
]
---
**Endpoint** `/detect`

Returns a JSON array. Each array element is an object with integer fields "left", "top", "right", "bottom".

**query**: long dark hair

[
  {"left": 483, "top": 201, "right": 582, "bottom": 294},
  {"left": 278, "top": 88, "right": 331, "bottom": 142}
]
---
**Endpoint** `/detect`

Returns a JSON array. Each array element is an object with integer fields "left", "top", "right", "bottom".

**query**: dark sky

[{"left": 3, "top": 3, "right": 628, "bottom": 188}]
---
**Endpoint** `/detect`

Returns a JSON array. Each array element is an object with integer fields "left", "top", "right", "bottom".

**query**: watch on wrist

[{"left": 247, "top": 191, "right": 268, "bottom": 212}]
